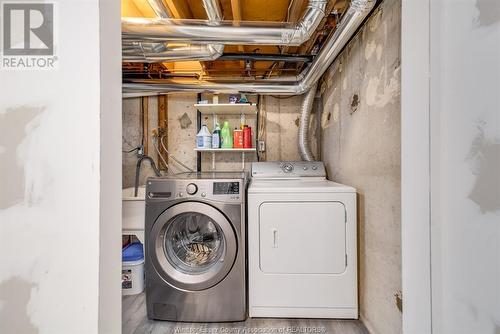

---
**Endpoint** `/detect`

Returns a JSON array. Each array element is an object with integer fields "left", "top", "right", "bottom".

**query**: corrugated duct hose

[{"left": 298, "top": 83, "right": 318, "bottom": 161}]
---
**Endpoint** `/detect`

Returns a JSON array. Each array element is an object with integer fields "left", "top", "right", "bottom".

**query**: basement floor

[{"left": 123, "top": 294, "right": 370, "bottom": 334}]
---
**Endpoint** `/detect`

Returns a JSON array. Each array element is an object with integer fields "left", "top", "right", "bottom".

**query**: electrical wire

[
  {"left": 257, "top": 95, "right": 267, "bottom": 162},
  {"left": 140, "top": 97, "right": 146, "bottom": 147},
  {"left": 122, "top": 135, "right": 141, "bottom": 154},
  {"left": 152, "top": 136, "right": 170, "bottom": 172},
  {"left": 122, "top": 147, "right": 140, "bottom": 154},
  {"left": 255, "top": 95, "right": 261, "bottom": 162},
  {"left": 160, "top": 135, "right": 194, "bottom": 172}
]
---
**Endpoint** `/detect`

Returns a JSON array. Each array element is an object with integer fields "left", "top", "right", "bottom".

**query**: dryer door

[
  {"left": 150, "top": 202, "right": 238, "bottom": 291},
  {"left": 259, "top": 201, "right": 346, "bottom": 274}
]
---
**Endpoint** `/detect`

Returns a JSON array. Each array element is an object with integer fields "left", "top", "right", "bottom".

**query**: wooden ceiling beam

[
  {"left": 162, "top": 0, "right": 201, "bottom": 74},
  {"left": 164, "top": 0, "right": 193, "bottom": 19},
  {"left": 269, "top": 0, "right": 306, "bottom": 77},
  {"left": 230, "top": 0, "right": 245, "bottom": 75},
  {"left": 299, "top": 0, "right": 339, "bottom": 55},
  {"left": 287, "top": 0, "right": 306, "bottom": 22},
  {"left": 230, "top": 0, "right": 242, "bottom": 21}
]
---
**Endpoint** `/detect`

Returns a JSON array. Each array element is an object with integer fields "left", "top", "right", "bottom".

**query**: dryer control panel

[{"left": 251, "top": 161, "right": 326, "bottom": 179}]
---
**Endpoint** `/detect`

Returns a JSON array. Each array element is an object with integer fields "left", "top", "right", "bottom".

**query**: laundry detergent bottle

[
  {"left": 220, "top": 121, "right": 233, "bottom": 148},
  {"left": 212, "top": 123, "right": 221, "bottom": 149}
]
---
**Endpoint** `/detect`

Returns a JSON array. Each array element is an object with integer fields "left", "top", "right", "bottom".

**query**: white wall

[
  {"left": 429, "top": 0, "right": 500, "bottom": 333},
  {"left": 0, "top": 0, "right": 121, "bottom": 333},
  {"left": 402, "top": 0, "right": 500, "bottom": 333}
]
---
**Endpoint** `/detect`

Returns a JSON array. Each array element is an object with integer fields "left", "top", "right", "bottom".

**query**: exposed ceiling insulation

[{"left": 121, "top": 0, "right": 348, "bottom": 80}]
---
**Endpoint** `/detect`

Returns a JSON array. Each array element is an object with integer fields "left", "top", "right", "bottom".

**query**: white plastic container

[
  {"left": 196, "top": 124, "right": 212, "bottom": 148},
  {"left": 122, "top": 259, "right": 144, "bottom": 295},
  {"left": 122, "top": 242, "right": 145, "bottom": 295}
]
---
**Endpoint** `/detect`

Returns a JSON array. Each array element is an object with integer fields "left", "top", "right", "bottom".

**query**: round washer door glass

[
  {"left": 150, "top": 202, "right": 238, "bottom": 291},
  {"left": 164, "top": 212, "right": 225, "bottom": 274}
]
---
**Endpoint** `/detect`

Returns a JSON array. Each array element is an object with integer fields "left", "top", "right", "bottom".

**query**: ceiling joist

[{"left": 122, "top": 0, "right": 350, "bottom": 80}]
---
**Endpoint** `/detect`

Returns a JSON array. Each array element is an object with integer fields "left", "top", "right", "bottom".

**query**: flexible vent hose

[{"left": 298, "top": 83, "right": 318, "bottom": 161}]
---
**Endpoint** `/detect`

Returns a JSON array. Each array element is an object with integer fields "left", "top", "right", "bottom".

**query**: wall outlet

[
  {"left": 137, "top": 146, "right": 144, "bottom": 156},
  {"left": 258, "top": 140, "right": 266, "bottom": 152}
]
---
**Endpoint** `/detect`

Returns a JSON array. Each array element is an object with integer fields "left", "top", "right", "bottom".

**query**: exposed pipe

[
  {"left": 123, "top": 43, "right": 224, "bottom": 62},
  {"left": 201, "top": 0, "right": 222, "bottom": 21},
  {"left": 122, "top": 0, "right": 327, "bottom": 46},
  {"left": 314, "top": 90, "right": 323, "bottom": 161},
  {"left": 134, "top": 154, "right": 161, "bottom": 197},
  {"left": 147, "top": 0, "right": 170, "bottom": 19},
  {"left": 218, "top": 53, "right": 313, "bottom": 63},
  {"left": 122, "top": 0, "right": 377, "bottom": 96},
  {"left": 122, "top": 72, "right": 200, "bottom": 80},
  {"left": 125, "top": 0, "right": 224, "bottom": 62},
  {"left": 298, "top": 83, "right": 318, "bottom": 161},
  {"left": 123, "top": 42, "right": 167, "bottom": 53}
]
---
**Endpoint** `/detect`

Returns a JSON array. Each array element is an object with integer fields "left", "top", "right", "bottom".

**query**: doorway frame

[
  {"left": 401, "top": 0, "right": 433, "bottom": 333},
  {"left": 98, "top": 0, "right": 122, "bottom": 332},
  {"left": 102, "top": 0, "right": 437, "bottom": 332}
]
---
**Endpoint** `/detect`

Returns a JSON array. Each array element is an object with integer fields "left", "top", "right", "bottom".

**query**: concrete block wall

[
  {"left": 122, "top": 98, "right": 159, "bottom": 188},
  {"left": 320, "top": 0, "right": 402, "bottom": 333},
  {"left": 165, "top": 93, "right": 198, "bottom": 172}
]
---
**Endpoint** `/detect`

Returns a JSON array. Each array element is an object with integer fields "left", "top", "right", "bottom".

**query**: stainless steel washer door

[{"left": 150, "top": 201, "right": 238, "bottom": 291}]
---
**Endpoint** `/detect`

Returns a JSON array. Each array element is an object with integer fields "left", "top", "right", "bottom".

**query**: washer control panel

[
  {"left": 147, "top": 178, "right": 244, "bottom": 203},
  {"left": 213, "top": 181, "right": 240, "bottom": 195},
  {"left": 251, "top": 161, "right": 326, "bottom": 179}
]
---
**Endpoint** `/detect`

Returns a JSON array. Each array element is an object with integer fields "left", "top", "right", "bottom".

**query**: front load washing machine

[
  {"left": 145, "top": 172, "right": 246, "bottom": 322},
  {"left": 248, "top": 162, "right": 358, "bottom": 319}
]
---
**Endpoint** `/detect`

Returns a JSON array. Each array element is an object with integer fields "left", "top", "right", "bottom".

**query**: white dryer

[{"left": 247, "top": 161, "right": 357, "bottom": 319}]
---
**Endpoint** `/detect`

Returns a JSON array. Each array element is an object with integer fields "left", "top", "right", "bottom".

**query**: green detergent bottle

[{"left": 220, "top": 121, "right": 233, "bottom": 148}]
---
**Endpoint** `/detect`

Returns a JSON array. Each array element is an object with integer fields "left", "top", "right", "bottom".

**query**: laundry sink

[{"left": 122, "top": 186, "right": 146, "bottom": 243}]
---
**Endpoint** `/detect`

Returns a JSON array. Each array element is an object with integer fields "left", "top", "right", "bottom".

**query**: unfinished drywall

[
  {"left": 122, "top": 93, "right": 305, "bottom": 181},
  {"left": 429, "top": 0, "right": 500, "bottom": 332},
  {"left": 166, "top": 93, "right": 198, "bottom": 172},
  {"left": 0, "top": 0, "right": 121, "bottom": 332},
  {"left": 320, "top": 0, "right": 402, "bottom": 333}
]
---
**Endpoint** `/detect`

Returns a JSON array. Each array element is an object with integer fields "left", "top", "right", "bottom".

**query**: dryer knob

[{"left": 186, "top": 183, "right": 198, "bottom": 195}]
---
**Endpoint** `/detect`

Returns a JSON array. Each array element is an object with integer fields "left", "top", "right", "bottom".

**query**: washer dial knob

[
  {"left": 282, "top": 163, "right": 294, "bottom": 173},
  {"left": 186, "top": 183, "right": 198, "bottom": 195}
]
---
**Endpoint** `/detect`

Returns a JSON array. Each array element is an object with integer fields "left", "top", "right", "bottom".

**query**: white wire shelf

[
  {"left": 194, "top": 103, "right": 257, "bottom": 115},
  {"left": 194, "top": 148, "right": 256, "bottom": 152}
]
